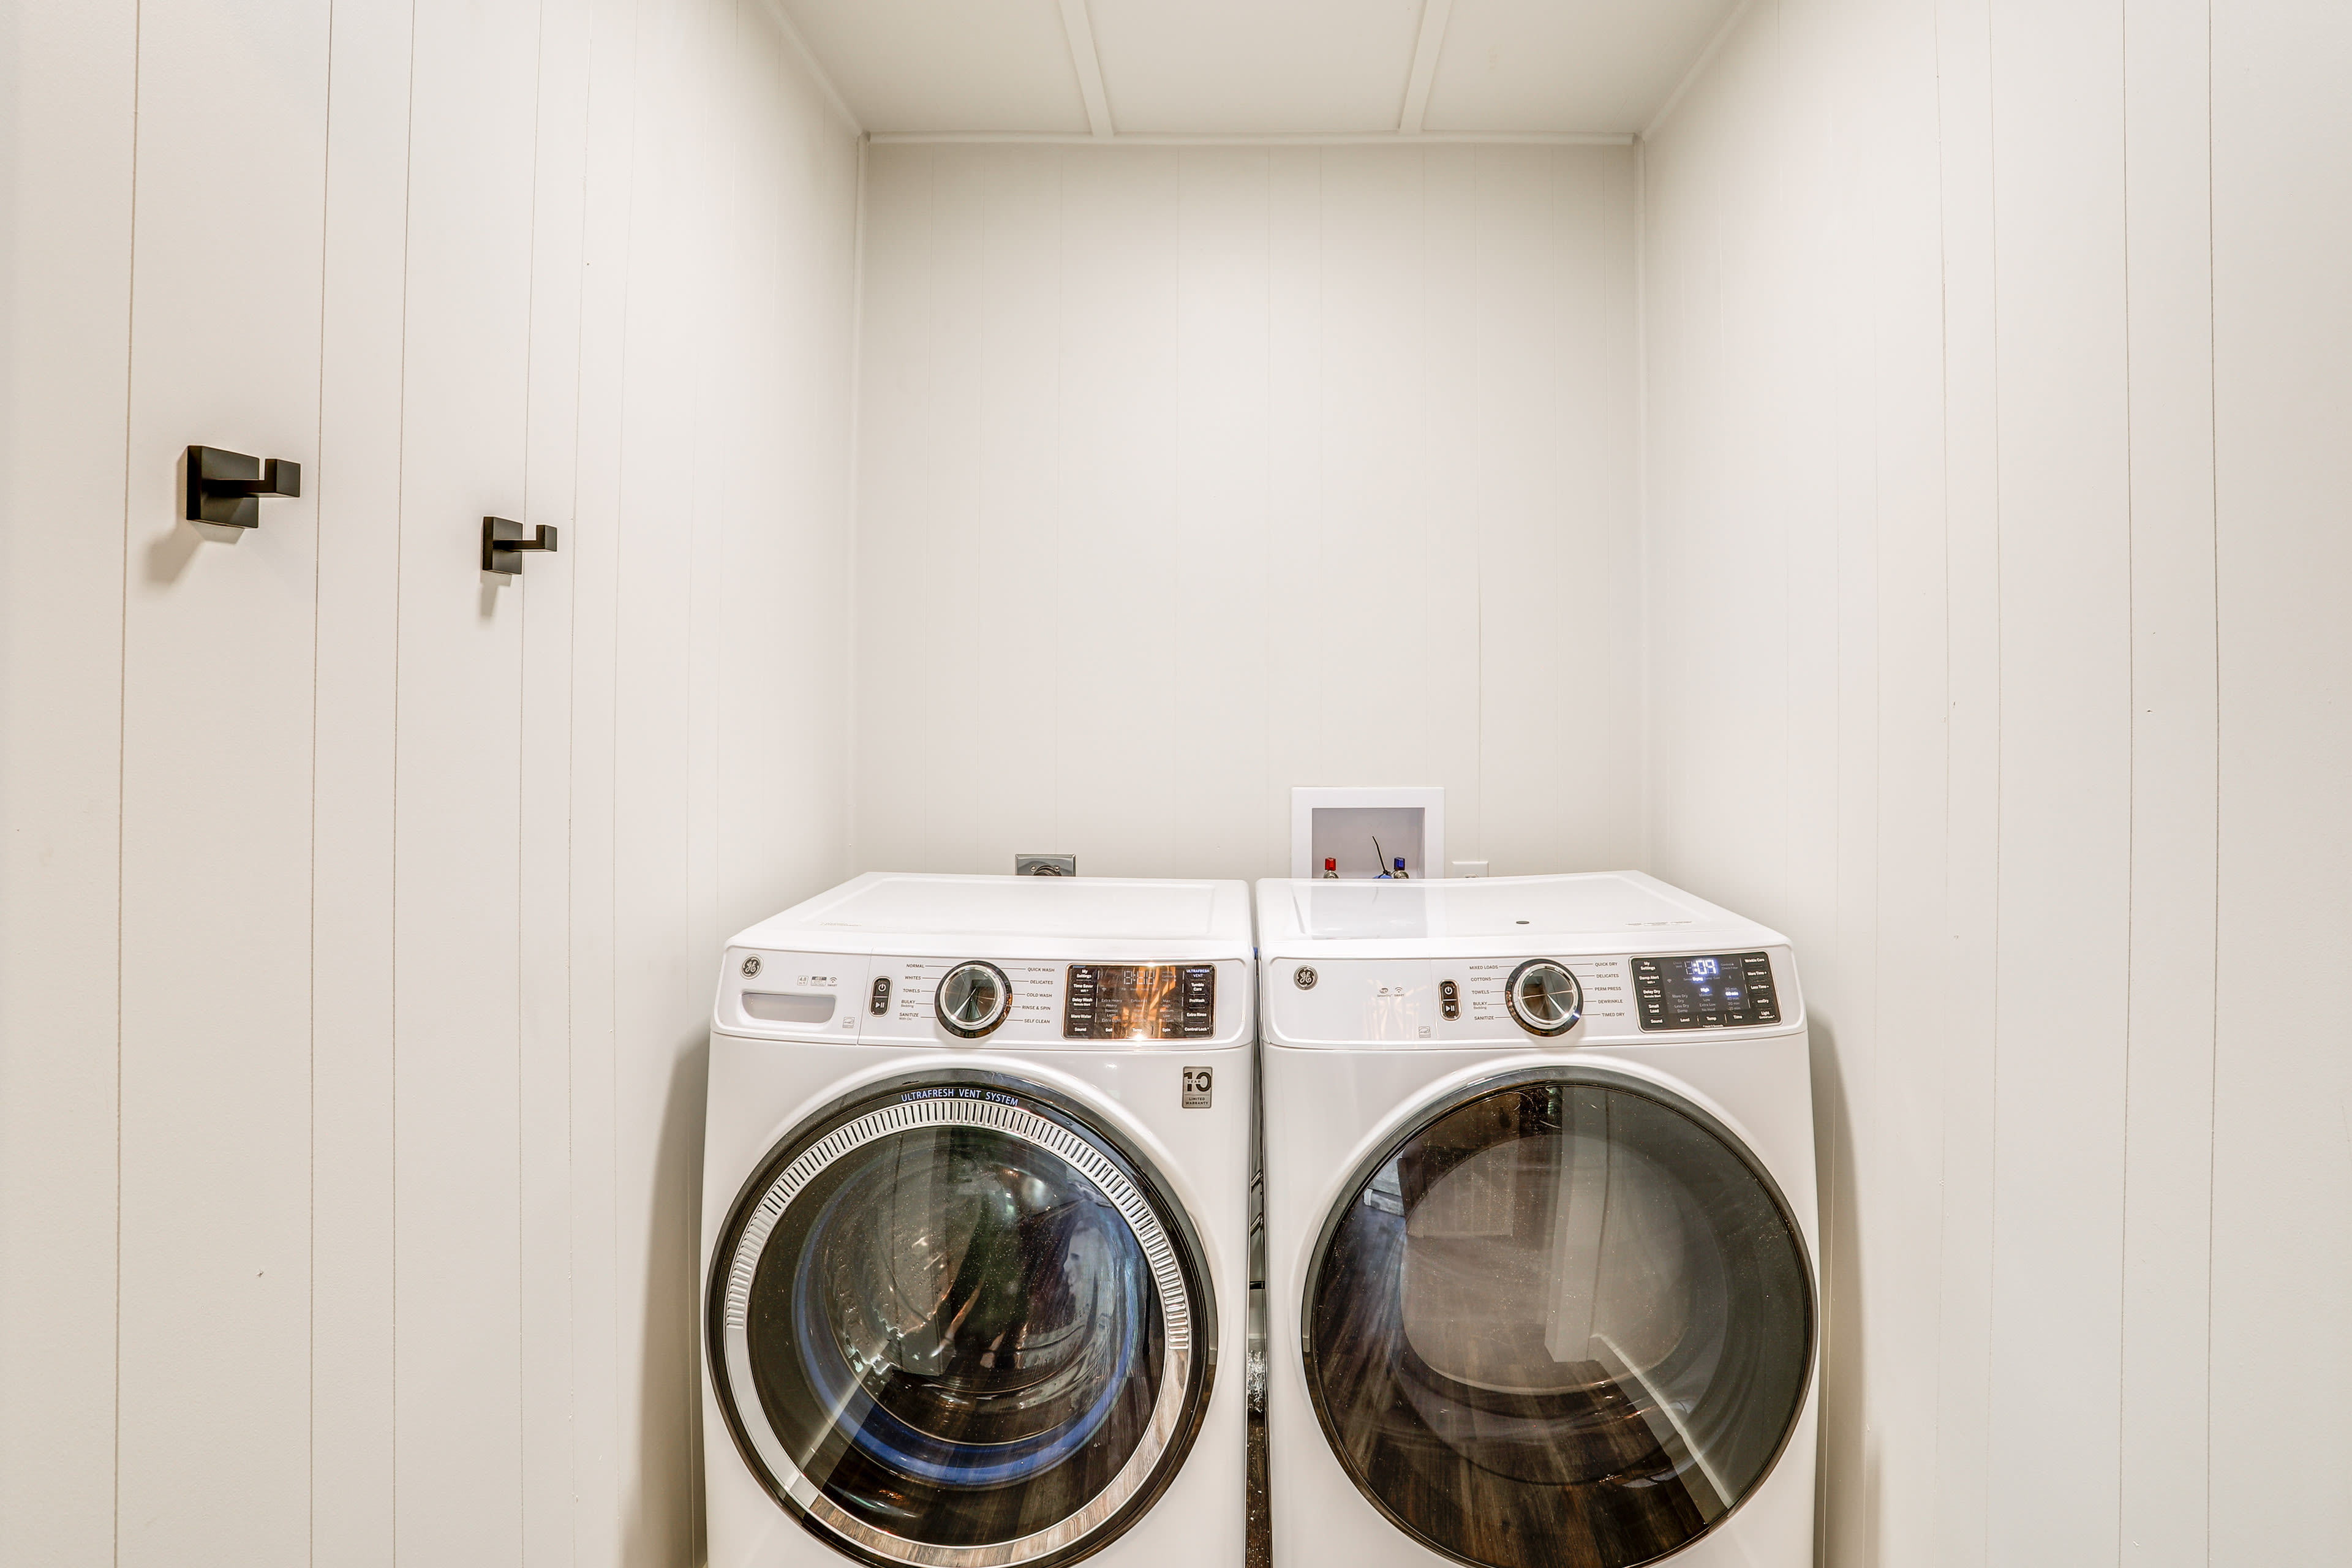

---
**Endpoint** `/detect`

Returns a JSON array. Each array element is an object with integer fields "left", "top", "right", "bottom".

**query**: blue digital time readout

[
  {"left": 1684, "top": 959, "right": 1740, "bottom": 1006},
  {"left": 1678, "top": 955, "right": 1745, "bottom": 1009}
]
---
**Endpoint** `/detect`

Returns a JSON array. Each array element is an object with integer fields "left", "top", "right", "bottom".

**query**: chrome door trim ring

[
  {"left": 1503, "top": 957, "right": 1583, "bottom": 1036},
  {"left": 935, "top": 960, "right": 1012, "bottom": 1038},
  {"left": 715, "top": 1089, "right": 1198, "bottom": 1568},
  {"left": 1297, "top": 1058, "right": 1818, "bottom": 1568}
]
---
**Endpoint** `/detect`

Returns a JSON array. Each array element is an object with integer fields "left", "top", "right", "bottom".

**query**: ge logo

[
  {"left": 1293, "top": 966, "right": 1317, "bottom": 989},
  {"left": 1182, "top": 1066, "right": 1213, "bottom": 1109},
  {"left": 741, "top": 956, "right": 761, "bottom": 977}
]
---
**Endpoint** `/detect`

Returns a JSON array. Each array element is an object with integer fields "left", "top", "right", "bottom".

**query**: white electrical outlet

[{"left": 1450, "top": 860, "right": 1490, "bottom": 879}]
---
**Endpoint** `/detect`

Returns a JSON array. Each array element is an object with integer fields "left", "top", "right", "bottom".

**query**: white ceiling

[{"left": 778, "top": 0, "right": 1744, "bottom": 139}]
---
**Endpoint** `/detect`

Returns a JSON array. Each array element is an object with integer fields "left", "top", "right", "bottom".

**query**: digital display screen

[
  {"left": 1063, "top": 964, "right": 1216, "bottom": 1039},
  {"left": 1632, "top": 951, "right": 1780, "bottom": 1030}
]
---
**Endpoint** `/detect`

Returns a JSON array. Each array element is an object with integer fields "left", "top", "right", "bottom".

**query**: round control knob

[
  {"left": 1505, "top": 959, "right": 1583, "bottom": 1037},
  {"left": 935, "top": 960, "right": 1012, "bottom": 1038}
]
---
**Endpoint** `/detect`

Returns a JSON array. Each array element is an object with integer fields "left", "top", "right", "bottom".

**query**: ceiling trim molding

[
  {"left": 869, "top": 129, "right": 1635, "bottom": 147},
  {"left": 1396, "top": 0, "right": 1456, "bottom": 135},
  {"left": 1056, "top": 0, "right": 1116, "bottom": 138},
  {"left": 755, "top": 0, "right": 864, "bottom": 133},
  {"left": 1640, "top": 0, "right": 1756, "bottom": 141}
]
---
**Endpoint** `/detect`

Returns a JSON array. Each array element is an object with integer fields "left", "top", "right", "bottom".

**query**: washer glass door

[
  {"left": 710, "top": 1080, "right": 1212, "bottom": 1568},
  {"left": 1304, "top": 1069, "right": 1812, "bottom": 1568}
]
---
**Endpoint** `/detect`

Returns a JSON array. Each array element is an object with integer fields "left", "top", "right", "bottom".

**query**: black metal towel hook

[
  {"left": 482, "top": 516, "right": 560, "bottom": 575},
  {"left": 186, "top": 446, "right": 301, "bottom": 528}
]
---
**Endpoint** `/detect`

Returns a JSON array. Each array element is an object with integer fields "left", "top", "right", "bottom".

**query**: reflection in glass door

[
  {"left": 710, "top": 1081, "right": 1215, "bottom": 1568},
  {"left": 1304, "top": 1069, "right": 1812, "bottom": 1568}
]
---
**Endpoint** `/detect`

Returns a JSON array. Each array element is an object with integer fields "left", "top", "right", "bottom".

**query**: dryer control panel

[
  {"left": 1634, "top": 951, "right": 1781, "bottom": 1030},
  {"left": 1261, "top": 948, "right": 1800, "bottom": 1049}
]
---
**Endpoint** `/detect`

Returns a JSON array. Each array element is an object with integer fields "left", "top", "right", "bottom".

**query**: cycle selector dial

[
  {"left": 935, "top": 960, "right": 1011, "bottom": 1038},
  {"left": 1506, "top": 959, "right": 1583, "bottom": 1037}
]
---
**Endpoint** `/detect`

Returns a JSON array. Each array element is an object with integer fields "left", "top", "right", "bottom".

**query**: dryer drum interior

[
  {"left": 1303, "top": 1068, "right": 1814, "bottom": 1568},
  {"left": 710, "top": 1081, "right": 1215, "bottom": 1568}
]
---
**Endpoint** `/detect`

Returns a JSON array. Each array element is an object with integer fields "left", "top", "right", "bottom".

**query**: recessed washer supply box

[{"left": 1291, "top": 785, "right": 1445, "bottom": 880}]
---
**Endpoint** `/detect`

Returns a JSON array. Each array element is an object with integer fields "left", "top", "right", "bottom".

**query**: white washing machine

[
  {"left": 701, "top": 873, "right": 1254, "bottom": 1568},
  {"left": 1258, "top": 872, "right": 1818, "bottom": 1568}
]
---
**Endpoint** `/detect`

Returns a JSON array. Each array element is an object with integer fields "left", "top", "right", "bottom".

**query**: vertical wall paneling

[
  {"left": 313, "top": 0, "right": 417, "bottom": 1561},
  {"left": 1174, "top": 148, "right": 1276, "bottom": 874},
  {"left": 0, "top": 2, "right": 136, "bottom": 1562},
  {"left": 1308, "top": 146, "right": 1430, "bottom": 808},
  {"left": 1929, "top": 0, "right": 2002, "bottom": 1559},
  {"left": 1646, "top": 0, "right": 2350, "bottom": 1562},
  {"left": 1416, "top": 146, "right": 1481, "bottom": 865},
  {"left": 853, "top": 142, "right": 1643, "bottom": 881},
  {"left": 1492, "top": 137, "right": 1641, "bottom": 873},
  {"left": 1261, "top": 146, "right": 1325, "bottom": 866},
  {"left": 1472, "top": 148, "right": 1576, "bottom": 872},
  {"left": 22, "top": 1, "right": 2349, "bottom": 1562},
  {"left": 2207, "top": 0, "right": 2352, "bottom": 1556},
  {"left": 391, "top": 0, "right": 542, "bottom": 1558},
  {"left": 1054, "top": 146, "right": 1184, "bottom": 870},
  {"left": 1855, "top": 0, "right": 1954, "bottom": 1555},
  {"left": 846, "top": 141, "right": 935, "bottom": 867},
  {"left": 2117, "top": 1, "right": 2217, "bottom": 1562},
  {"left": 5, "top": 0, "right": 859, "bottom": 1561},
  {"left": 564, "top": 0, "right": 639, "bottom": 1556},
  {"left": 985, "top": 143, "right": 1066, "bottom": 866},
  {"left": 1571, "top": 149, "right": 1642, "bottom": 872},
  {"left": 609, "top": 0, "right": 698, "bottom": 1553},
  {"left": 115, "top": 0, "right": 330, "bottom": 1559},
  {"left": 736, "top": 6, "right": 859, "bottom": 930},
  {"left": 518, "top": 1, "right": 594, "bottom": 1563},
  {"left": 1985, "top": 4, "right": 2133, "bottom": 1559}
]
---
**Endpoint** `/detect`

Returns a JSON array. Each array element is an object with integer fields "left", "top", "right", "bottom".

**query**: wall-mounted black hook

[
  {"left": 186, "top": 446, "right": 302, "bottom": 528},
  {"left": 482, "top": 516, "right": 560, "bottom": 575}
]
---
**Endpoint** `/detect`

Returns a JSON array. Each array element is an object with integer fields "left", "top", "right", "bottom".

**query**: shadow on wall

[
  {"left": 1807, "top": 1016, "right": 1871, "bottom": 1555},
  {"left": 627, "top": 1030, "right": 712, "bottom": 1566}
]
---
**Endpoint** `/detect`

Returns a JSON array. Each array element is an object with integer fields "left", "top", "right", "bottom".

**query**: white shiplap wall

[
  {"left": 1642, "top": 1, "right": 2352, "bottom": 1564},
  {"left": 851, "top": 141, "right": 1642, "bottom": 881},
  {"left": 0, "top": 3, "right": 860, "bottom": 1566}
]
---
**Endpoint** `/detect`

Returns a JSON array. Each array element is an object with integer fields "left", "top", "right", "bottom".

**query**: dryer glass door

[
  {"left": 1303, "top": 1069, "right": 1812, "bottom": 1568},
  {"left": 709, "top": 1079, "right": 1213, "bottom": 1568}
]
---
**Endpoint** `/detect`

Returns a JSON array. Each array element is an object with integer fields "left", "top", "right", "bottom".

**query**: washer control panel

[
  {"left": 1063, "top": 963, "right": 1216, "bottom": 1039},
  {"left": 1633, "top": 951, "right": 1780, "bottom": 1029},
  {"left": 718, "top": 948, "right": 1249, "bottom": 1048}
]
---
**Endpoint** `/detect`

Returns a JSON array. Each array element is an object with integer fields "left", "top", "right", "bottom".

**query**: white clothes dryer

[
  {"left": 1258, "top": 872, "right": 1818, "bottom": 1568},
  {"left": 701, "top": 874, "right": 1254, "bottom": 1568}
]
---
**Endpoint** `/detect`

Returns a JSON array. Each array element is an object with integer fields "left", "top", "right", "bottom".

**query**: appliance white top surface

[
  {"left": 733, "top": 872, "right": 1253, "bottom": 957},
  {"left": 1254, "top": 870, "right": 1786, "bottom": 958}
]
